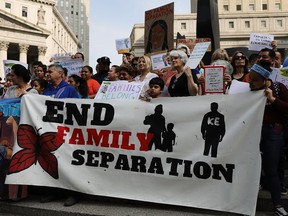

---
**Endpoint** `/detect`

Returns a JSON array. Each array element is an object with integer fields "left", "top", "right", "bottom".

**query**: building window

[
  {"left": 229, "top": 21, "right": 234, "bottom": 28},
  {"left": 181, "top": 22, "right": 187, "bottom": 30},
  {"left": 276, "top": 20, "right": 283, "bottom": 28},
  {"left": 261, "top": 20, "right": 267, "bottom": 28},
  {"left": 223, "top": 5, "right": 229, "bottom": 11},
  {"left": 76, "top": 12, "right": 78, "bottom": 15},
  {"left": 275, "top": 3, "right": 281, "bottom": 10},
  {"left": 71, "top": 11, "right": 73, "bottom": 14},
  {"left": 245, "top": 21, "right": 250, "bottom": 28},
  {"left": 236, "top": 5, "right": 242, "bottom": 11},
  {"left": 22, "top": 6, "right": 27, "bottom": 17},
  {"left": 5, "top": 3, "right": 11, "bottom": 9},
  {"left": 262, "top": 4, "right": 268, "bottom": 10},
  {"left": 249, "top": 4, "right": 255, "bottom": 11}
]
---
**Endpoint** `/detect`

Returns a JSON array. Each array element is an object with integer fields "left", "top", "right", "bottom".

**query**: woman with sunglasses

[{"left": 230, "top": 51, "right": 249, "bottom": 81}]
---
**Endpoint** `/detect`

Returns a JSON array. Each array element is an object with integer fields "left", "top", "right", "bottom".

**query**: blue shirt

[{"left": 43, "top": 80, "right": 79, "bottom": 98}]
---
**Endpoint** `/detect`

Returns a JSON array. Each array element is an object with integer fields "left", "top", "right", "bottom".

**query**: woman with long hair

[
  {"left": 68, "top": 74, "right": 88, "bottom": 98},
  {"left": 230, "top": 51, "right": 249, "bottom": 81},
  {"left": 134, "top": 55, "right": 158, "bottom": 95}
]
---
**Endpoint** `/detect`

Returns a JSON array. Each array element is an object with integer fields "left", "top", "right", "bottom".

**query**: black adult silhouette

[
  {"left": 201, "top": 102, "right": 225, "bottom": 157},
  {"left": 143, "top": 104, "right": 166, "bottom": 150}
]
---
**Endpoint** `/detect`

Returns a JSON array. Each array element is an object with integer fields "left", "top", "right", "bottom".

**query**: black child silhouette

[
  {"left": 201, "top": 102, "right": 225, "bottom": 158},
  {"left": 162, "top": 123, "right": 176, "bottom": 152},
  {"left": 143, "top": 104, "right": 166, "bottom": 150}
]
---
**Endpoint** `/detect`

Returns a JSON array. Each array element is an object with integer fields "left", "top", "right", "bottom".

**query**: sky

[{"left": 89, "top": 1, "right": 191, "bottom": 67}]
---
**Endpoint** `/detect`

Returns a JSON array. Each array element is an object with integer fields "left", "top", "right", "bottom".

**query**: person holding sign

[
  {"left": 249, "top": 60, "right": 288, "bottom": 216},
  {"left": 168, "top": 50, "right": 198, "bottom": 97}
]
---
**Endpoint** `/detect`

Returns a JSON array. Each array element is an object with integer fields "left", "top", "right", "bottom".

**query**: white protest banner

[
  {"left": 6, "top": 92, "right": 265, "bottom": 216},
  {"left": 95, "top": 81, "right": 144, "bottom": 100},
  {"left": 150, "top": 51, "right": 170, "bottom": 71},
  {"left": 249, "top": 33, "right": 274, "bottom": 51},
  {"left": 58, "top": 58, "right": 84, "bottom": 76},
  {"left": 115, "top": 38, "right": 131, "bottom": 54},
  {"left": 185, "top": 42, "right": 211, "bottom": 69},
  {"left": 3, "top": 60, "right": 28, "bottom": 78},
  {"left": 204, "top": 66, "right": 225, "bottom": 94}
]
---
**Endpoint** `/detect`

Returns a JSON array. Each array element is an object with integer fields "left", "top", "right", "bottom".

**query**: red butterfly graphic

[{"left": 9, "top": 124, "right": 63, "bottom": 179}]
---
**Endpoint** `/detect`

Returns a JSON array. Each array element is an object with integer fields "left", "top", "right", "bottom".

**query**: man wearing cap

[
  {"left": 92, "top": 56, "right": 111, "bottom": 84},
  {"left": 122, "top": 51, "right": 135, "bottom": 66}
]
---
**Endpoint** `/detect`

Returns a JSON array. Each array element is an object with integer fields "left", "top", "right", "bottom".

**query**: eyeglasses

[{"left": 235, "top": 55, "right": 245, "bottom": 60}]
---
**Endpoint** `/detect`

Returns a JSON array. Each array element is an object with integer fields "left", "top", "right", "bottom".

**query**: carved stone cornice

[
  {"left": 0, "top": 41, "right": 9, "bottom": 51},
  {"left": 19, "top": 44, "right": 29, "bottom": 53},
  {"left": 38, "top": 46, "right": 47, "bottom": 55}
]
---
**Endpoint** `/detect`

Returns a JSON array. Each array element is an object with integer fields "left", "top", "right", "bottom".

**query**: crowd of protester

[{"left": 1, "top": 42, "right": 288, "bottom": 215}]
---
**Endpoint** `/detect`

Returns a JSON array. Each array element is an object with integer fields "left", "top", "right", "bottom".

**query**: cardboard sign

[
  {"left": 116, "top": 38, "right": 131, "bottom": 54},
  {"left": 144, "top": 3, "right": 174, "bottom": 54},
  {"left": 176, "top": 38, "right": 212, "bottom": 52},
  {"left": 204, "top": 66, "right": 225, "bottom": 94}
]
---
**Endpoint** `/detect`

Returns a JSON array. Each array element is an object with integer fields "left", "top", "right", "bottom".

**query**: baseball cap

[
  {"left": 97, "top": 56, "right": 111, "bottom": 64},
  {"left": 124, "top": 51, "right": 135, "bottom": 56}
]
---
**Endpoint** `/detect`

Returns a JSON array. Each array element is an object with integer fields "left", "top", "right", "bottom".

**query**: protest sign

[
  {"left": 204, "top": 66, "right": 225, "bottom": 94},
  {"left": 145, "top": 3, "right": 174, "bottom": 54},
  {"left": 58, "top": 58, "right": 83, "bottom": 76},
  {"left": 176, "top": 38, "right": 212, "bottom": 53},
  {"left": 185, "top": 42, "right": 211, "bottom": 69},
  {"left": 3, "top": 60, "right": 28, "bottom": 78},
  {"left": 95, "top": 81, "right": 144, "bottom": 100},
  {"left": 6, "top": 92, "right": 265, "bottom": 216},
  {"left": 116, "top": 38, "right": 131, "bottom": 54},
  {"left": 149, "top": 51, "right": 171, "bottom": 71},
  {"left": 249, "top": 33, "right": 274, "bottom": 51},
  {"left": 51, "top": 53, "right": 73, "bottom": 63}
]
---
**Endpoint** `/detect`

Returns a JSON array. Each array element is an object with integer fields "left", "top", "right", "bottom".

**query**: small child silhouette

[{"left": 162, "top": 123, "right": 176, "bottom": 152}]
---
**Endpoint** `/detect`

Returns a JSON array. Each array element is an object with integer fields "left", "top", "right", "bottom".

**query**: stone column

[
  {"left": 38, "top": 46, "right": 47, "bottom": 63},
  {"left": 19, "top": 43, "right": 29, "bottom": 64},
  {"left": 0, "top": 41, "right": 9, "bottom": 79},
  {"left": 196, "top": 0, "right": 220, "bottom": 64}
]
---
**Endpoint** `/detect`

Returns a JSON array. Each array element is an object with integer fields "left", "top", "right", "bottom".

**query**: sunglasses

[{"left": 235, "top": 55, "right": 245, "bottom": 60}]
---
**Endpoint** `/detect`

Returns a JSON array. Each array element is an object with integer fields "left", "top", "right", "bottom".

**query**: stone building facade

[
  {"left": 0, "top": 0, "right": 79, "bottom": 78},
  {"left": 130, "top": 0, "right": 288, "bottom": 58}
]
